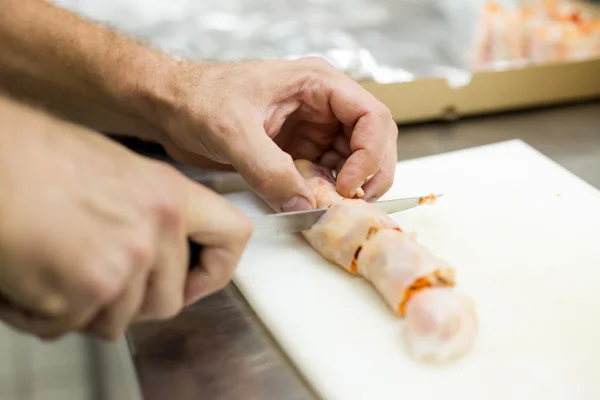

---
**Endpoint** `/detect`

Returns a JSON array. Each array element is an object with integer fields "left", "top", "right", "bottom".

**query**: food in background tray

[
  {"left": 471, "top": 0, "right": 600, "bottom": 69},
  {"left": 292, "top": 159, "right": 478, "bottom": 364}
]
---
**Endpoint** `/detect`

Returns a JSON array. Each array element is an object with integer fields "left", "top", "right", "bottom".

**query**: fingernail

[{"left": 281, "top": 196, "right": 312, "bottom": 212}]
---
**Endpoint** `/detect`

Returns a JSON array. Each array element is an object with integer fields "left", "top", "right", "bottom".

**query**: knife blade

[
  {"left": 187, "top": 194, "right": 441, "bottom": 269},
  {"left": 250, "top": 194, "right": 443, "bottom": 239}
]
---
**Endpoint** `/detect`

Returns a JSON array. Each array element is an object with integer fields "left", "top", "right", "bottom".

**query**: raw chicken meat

[
  {"left": 404, "top": 287, "right": 478, "bottom": 364},
  {"left": 292, "top": 159, "right": 478, "bottom": 364}
]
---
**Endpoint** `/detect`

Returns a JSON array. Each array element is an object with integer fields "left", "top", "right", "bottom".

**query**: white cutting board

[{"left": 223, "top": 139, "right": 600, "bottom": 400}]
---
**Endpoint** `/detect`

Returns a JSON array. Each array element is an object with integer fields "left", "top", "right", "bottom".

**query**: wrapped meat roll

[
  {"left": 303, "top": 199, "right": 401, "bottom": 274},
  {"left": 356, "top": 229, "right": 455, "bottom": 316},
  {"left": 296, "top": 160, "right": 401, "bottom": 273},
  {"left": 292, "top": 159, "right": 478, "bottom": 364}
]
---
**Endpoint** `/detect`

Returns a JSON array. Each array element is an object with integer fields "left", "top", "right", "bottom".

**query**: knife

[
  {"left": 250, "top": 194, "right": 442, "bottom": 238},
  {"left": 187, "top": 194, "right": 442, "bottom": 269}
]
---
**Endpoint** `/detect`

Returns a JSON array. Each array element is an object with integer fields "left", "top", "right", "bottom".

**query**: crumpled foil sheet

[{"left": 51, "top": 0, "right": 484, "bottom": 86}]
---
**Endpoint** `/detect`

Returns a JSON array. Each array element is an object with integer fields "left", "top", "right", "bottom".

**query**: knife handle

[{"left": 188, "top": 239, "right": 203, "bottom": 270}]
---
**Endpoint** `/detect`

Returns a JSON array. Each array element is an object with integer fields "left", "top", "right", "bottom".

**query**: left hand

[{"left": 154, "top": 57, "right": 398, "bottom": 212}]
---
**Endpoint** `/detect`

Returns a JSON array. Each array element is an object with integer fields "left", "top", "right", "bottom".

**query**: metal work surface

[{"left": 126, "top": 100, "right": 600, "bottom": 400}]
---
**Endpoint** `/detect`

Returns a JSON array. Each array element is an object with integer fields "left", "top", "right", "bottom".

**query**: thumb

[{"left": 222, "top": 117, "right": 316, "bottom": 212}]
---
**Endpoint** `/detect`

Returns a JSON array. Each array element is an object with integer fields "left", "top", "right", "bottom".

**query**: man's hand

[
  {"left": 0, "top": 97, "right": 252, "bottom": 340},
  {"left": 0, "top": 0, "right": 398, "bottom": 212},
  {"left": 157, "top": 58, "right": 399, "bottom": 212}
]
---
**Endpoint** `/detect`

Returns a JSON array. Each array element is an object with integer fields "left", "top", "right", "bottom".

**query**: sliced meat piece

[
  {"left": 403, "top": 287, "right": 478, "bottom": 364},
  {"left": 356, "top": 229, "right": 455, "bottom": 315},
  {"left": 302, "top": 199, "right": 400, "bottom": 273}
]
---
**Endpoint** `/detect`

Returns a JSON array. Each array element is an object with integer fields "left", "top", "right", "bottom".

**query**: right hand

[{"left": 0, "top": 98, "right": 252, "bottom": 340}]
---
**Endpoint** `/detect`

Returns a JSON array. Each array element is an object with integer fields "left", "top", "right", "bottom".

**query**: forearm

[{"left": 0, "top": 0, "right": 177, "bottom": 142}]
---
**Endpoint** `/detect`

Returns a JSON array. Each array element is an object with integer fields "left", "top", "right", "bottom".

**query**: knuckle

[
  {"left": 80, "top": 265, "right": 122, "bottom": 306},
  {"left": 153, "top": 196, "right": 181, "bottom": 224},
  {"left": 211, "top": 113, "right": 238, "bottom": 139},
  {"left": 126, "top": 239, "right": 153, "bottom": 269},
  {"left": 148, "top": 168, "right": 184, "bottom": 223}
]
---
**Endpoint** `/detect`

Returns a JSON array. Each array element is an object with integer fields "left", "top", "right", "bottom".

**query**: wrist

[
  {"left": 105, "top": 48, "right": 179, "bottom": 144},
  {"left": 134, "top": 59, "right": 216, "bottom": 147}
]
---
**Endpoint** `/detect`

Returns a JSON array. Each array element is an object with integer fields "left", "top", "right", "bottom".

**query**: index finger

[{"left": 325, "top": 76, "right": 398, "bottom": 198}]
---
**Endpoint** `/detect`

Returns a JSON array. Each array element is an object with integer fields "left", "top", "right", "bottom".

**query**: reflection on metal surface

[{"left": 129, "top": 286, "right": 316, "bottom": 400}]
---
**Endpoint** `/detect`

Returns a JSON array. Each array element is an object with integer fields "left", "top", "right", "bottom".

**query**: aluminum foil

[
  {"left": 51, "top": 0, "right": 485, "bottom": 86},
  {"left": 50, "top": 0, "right": 600, "bottom": 86}
]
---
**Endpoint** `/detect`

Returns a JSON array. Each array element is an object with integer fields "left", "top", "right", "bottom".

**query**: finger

[
  {"left": 184, "top": 246, "right": 234, "bottom": 306},
  {"left": 285, "top": 137, "right": 322, "bottom": 161},
  {"left": 275, "top": 120, "right": 332, "bottom": 161},
  {"left": 135, "top": 206, "right": 187, "bottom": 322},
  {"left": 335, "top": 113, "right": 391, "bottom": 197},
  {"left": 318, "top": 149, "right": 343, "bottom": 170},
  {"left": 361, "top": 134, "right": 398, "bottom": 201},
  {"left": 322, "top": 76, "right": 396, "bottom": 198},
  {"left": 332, "top": 135, "right": 352, "bottom": 158},
  {"left": 220, "top": 112, "right": 316, "bottom": 212},
  {"left": 181, "top": 182, "right": 252, "bottom": 305},
  {"left": 82, "top": 267, "right": 149, "bottom": 340},
  {"left": 35, "top": 232, "right": 148, "bottom": 337}
]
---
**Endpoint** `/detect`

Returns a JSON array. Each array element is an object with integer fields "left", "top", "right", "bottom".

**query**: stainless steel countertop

[{"left": 125, "top": 100, "right": 600, "bottom": 400}]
